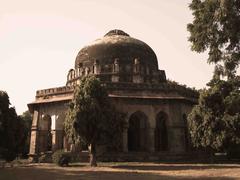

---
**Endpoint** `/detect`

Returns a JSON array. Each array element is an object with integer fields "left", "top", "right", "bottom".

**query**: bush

[
  {"left": 52, "top": 150, "right": 71, "bottom": 166},
  {"left": 38, "top": 153, "right": 52, "bottom": 163}
]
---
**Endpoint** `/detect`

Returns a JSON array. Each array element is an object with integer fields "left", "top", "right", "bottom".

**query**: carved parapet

[
  {"left": 104, "top": 82, "right": 199, "bottom": 100},
  {"left": 36, "top": 86, "right": 74, "bottom": 98}
]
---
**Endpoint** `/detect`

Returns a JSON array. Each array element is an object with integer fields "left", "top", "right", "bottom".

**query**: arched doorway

[
  {"left": 42, "top": 115, "right": 52, "bottom": 151},
  {"left": 155, "top": 112, "right": 168, "bottom": 151},
  {"left": 128, "top": 111, "right": 148, "bottom": 151},
  {"left": 56, "top": 113, "right": 65, "bottom": 150}
]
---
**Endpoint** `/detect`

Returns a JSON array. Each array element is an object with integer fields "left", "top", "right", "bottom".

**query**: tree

[
  {"left": 187, "top": 0, "right": 240, "bottom": 154},
  {"left": 19, "top": 110, "right": 32, "bottom": 157},
  {"left": 64, "top": 76, "right": 125, "bottom": 166},
  {"left": 0, "top": 91, "right": 26, "bottom": 161},
  {"left": 188, "top": 79, "right": 240, "bottom": 151},
  {"left": 187, "top": 0, "right": 240, "bottom": 79}
]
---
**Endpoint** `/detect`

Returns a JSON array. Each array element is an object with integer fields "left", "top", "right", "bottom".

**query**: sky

[{"left": 0, "top": 0, "right": 215, "bottom": 114}]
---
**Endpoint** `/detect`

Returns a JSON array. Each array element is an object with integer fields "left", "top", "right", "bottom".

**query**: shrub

[
  {"left": 38, "top": 153, "right": 52, "bottom": 163},
  {"left": 52, "top": 150, "right": 71, "bottom": 166}
]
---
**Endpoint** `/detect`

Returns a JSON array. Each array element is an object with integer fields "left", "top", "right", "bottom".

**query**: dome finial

[{"left": 104, "top": 29, "right": 130, "bottom": 37}]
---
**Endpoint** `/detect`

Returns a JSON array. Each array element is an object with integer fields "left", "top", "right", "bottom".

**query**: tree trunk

[{"left": 89, "top": 143, "right": 97, "bottom": 167}]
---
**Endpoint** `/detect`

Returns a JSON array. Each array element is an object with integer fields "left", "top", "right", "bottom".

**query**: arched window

[
  {"left": 155, "top": 112, "right": 168, "bottom": 151},
  {"left": 128, "top": 111, "right": 148, "bottom": 151}
]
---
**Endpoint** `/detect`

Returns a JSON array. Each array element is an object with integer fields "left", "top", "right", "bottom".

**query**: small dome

[
  {"left": 75, "top": 29, "right": 158, "bottom": 71},
  {"left": 104, "top": 29, "right": 130, "bottom": 37}
]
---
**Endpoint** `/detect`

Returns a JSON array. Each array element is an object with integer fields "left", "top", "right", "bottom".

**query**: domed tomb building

[{"left": 28, "top": 30, "right": 198, "bottom": 160}]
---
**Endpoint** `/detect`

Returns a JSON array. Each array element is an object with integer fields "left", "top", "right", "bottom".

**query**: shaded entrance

[
  {"left": 128, "top": 111, "right": 148, "bottom": 151},
  {"left": 155, "top": 112, "right": 168, "bottom": 151},
  {"left": 42, "top": 114, "right": 52, "bottom": 151}
]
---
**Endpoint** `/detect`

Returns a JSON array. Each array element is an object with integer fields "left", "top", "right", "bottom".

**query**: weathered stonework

[{"left": 28, "top": 29, "right": 198, "bottom": 161}]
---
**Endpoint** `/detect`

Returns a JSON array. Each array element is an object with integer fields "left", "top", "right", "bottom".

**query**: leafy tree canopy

[
  {"left": 188, "top": 79, "right": 240, "bottom": 151},
  {"left": 64, "top": 76, "right": 125, "bottom": 166},
  {"left": 19, "top": 110, "right": 33, "bottom": 157},
  {"left": 187, "top": 0, "right": 240, "bottom": 78},
  {"left": 187, "top": 0, "right": 240, "bottom": 153},
  {"left": 0, "top": 91, "right": 26, "bottom": 161}
]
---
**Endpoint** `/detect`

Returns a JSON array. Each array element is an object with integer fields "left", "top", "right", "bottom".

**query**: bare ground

[{"left": 1, "top": 162, "right": 240, "bottom": 180}]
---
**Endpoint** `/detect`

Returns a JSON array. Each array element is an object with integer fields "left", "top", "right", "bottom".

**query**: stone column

[
  {"left": 51, "top": 130, "right": 57, "bottom": 151},
  {"left": 94, "top": 60, "right": 100, "bottom": 74},
  {"left": 148, "top": 128, "right": 155, "bottom": 152},
  {"left": 29, "top": 109, "right": 39, "bottom": 161},
  {"left": 122, "top": 128, "right": 128, "bottom": 152}
]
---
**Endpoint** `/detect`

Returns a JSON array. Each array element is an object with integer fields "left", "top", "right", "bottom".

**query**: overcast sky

[{"left": 1, "top": 0, "right": 215, "bottom": 114}]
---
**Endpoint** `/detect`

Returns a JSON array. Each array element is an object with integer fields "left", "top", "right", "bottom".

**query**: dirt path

[{"left": 1, "top": 162, "right": 240, "bottom": 180}]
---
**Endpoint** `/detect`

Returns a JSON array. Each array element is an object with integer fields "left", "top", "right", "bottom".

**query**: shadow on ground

[
  {"left": 112, "top": 164, "right": 240, "bottom": 171},
  {"left": 0, "top": 165, "right": 236, "bottom": 180}
]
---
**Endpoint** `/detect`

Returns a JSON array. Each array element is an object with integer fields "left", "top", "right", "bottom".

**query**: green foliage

[
  {"left": 187, "top": 0, "right": 240, "bottom": 155},
  {"left": 167, "top": 79, "right": 199, "bottom": 94},
  {"left": 187, "top": 0, "right": 240, "bottom": 79},
  {"left": 0, "top": 91, "right": 26, "bottom": 161},
  {"left": 64, "top": 76, "right": 125, "bottom": 148},
  {"left": 38, "top": 153, "right": 52, "bottom": 163},
  {"left": 64, "top": 76, "right": 125, "bottom": 166},
  {"left": 188, "top": 79, "right": 240, "bottom": 151},
  {"left": 19, "top": 110, "right": 32, "bottom": 157},
  {"left": 20, "top": 111, "right": 32, "bottom": 130},
  {"left": 64, "top": 105, "right": 78, "bottom": 145},
  {"left": 52, "top": 150, "right": 71, "bottom": 166}
]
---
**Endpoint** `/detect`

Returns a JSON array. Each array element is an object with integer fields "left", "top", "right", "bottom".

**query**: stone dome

[
  {"left": 66, "top": 30, "right": 166, "bottom": 86},
  {"left": 75, "top": 29, "right": 159, "bottom": 70}
]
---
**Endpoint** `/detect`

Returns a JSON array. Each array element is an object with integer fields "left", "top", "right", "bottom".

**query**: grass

[{"left": 0, "top": 162, "right": 240, "bottom": 180}]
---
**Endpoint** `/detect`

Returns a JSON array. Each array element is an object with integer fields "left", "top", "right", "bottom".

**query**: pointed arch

[
  {"left": 42, "top": 114, "right": 52, "bottom": 151},
  {"left": 128, "top": 111, "right": 149, "bottom": 151},
  {"left": 155, "top": 111, "right": 168, "bottom": 151}
]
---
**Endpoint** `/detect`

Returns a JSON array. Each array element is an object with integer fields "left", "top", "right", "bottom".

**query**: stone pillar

[
  {"left": 94, "top": 60, "right": 100, "bottom": 74},
  {"left": 148, "top": 128, "right": 155, "bottom": 152},
  {"left": 113, "top": 58, "right": 119, "bottom": 73},
  {"left": 51, "top": 130, "right": 57, "bottom": 151},
  {"left": 122, "top": 128, "right": 128, "bottom": 152},
  {"left": 29, "top": 109, "right": 39, "bottom": 161},
  {"left": 133, "top": 58, "right": 140, "bottom": 73}
]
